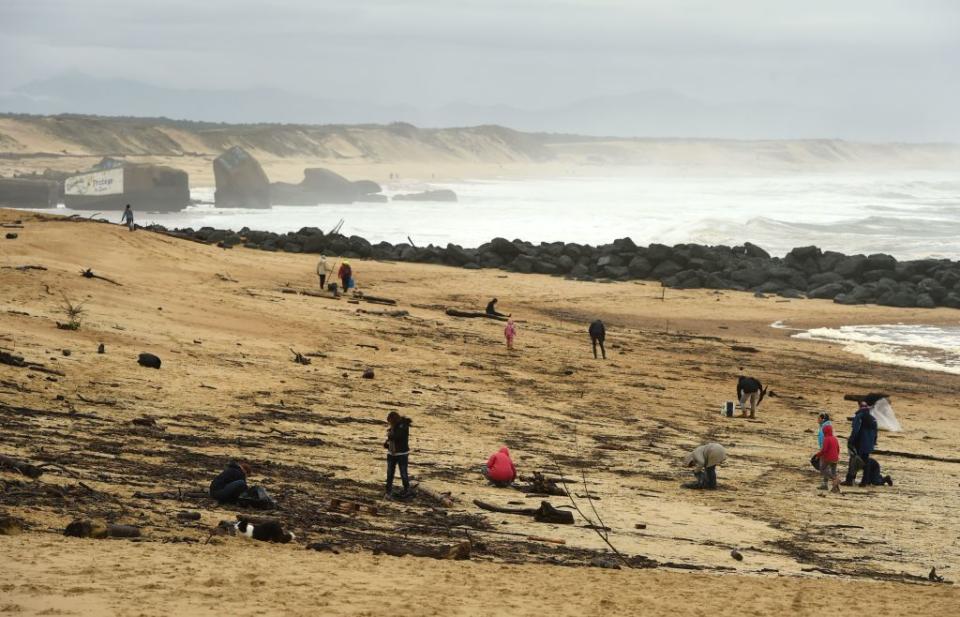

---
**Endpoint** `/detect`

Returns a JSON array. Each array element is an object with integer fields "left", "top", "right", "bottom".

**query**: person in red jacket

[
  {"left": 815, "top": 424, "right": 841, "bottom": 493},
  {"left": 483, "top": 446, "right": 517, "bottom": 487}
]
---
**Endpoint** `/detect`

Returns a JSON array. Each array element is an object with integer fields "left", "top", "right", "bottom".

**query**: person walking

[
  {"left": 338, "top": 260, "right": 353, "bottom": 293},
  {"left": 120, "top": 204, "right": 135, "bottom": 231},
  {"left": 588, "top": 319, "right": 606, "bottom": 359},
  {"left": 209, "top": 461, "right": 250, "bottom": 504},
  {"left": 504, "top": 319, "right": 517, "bottom": 350},
  {"left": 682, "top": 443, "right": 727, "bottom": 489},
  {"left": 843, "top": 401, "right": 878, "bottom": 486},
  {"left": 815, "top": 424, "right": 841, "bottom": 492},
  {"left": 316, "top": 253, "right": 331, "bottom": 290},
  {"left": 483, "top": 446, "right": 517, "bottom": 487},
  {"left": 736, "top": 374, "right": 764, "bottom": 418},
  {"left": 383, "top": 411, "right": 412, "bottom": 499},
  {"left": 811, "top": 412, "right": 833, "bottom": 470}
]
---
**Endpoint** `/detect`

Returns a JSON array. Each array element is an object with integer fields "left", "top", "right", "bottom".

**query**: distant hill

[{"left": 4, "top": 71, "right": 959, "bottom": 142}]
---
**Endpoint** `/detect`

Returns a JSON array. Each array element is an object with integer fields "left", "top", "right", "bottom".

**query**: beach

[{"left": 2, "top": 208, "right": 959, "bottom": 616}]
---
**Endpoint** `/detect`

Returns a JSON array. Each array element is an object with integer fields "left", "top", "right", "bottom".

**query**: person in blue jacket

[
  {"left": 843, "top": 402, "right": 878, "bottom": 486},
  {"left": 810, "top": 412, "right": 833, "bottom": 470}
]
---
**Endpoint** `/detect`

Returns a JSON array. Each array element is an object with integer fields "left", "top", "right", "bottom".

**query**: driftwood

[
  {"left": 0, "top": 454, "right": 44, "bottom": 479},
  {"left": 526, "top": 535, "right": 567, "bottom": 545},
  {"left": 730, "top": 345, "right": 760, "bottom": 353},
  {"left": 290, "top": 348, "right": 311, "bottom": 365},
  {"left": 279, "top": 287, "right": 340, "bottom": 300},
  {"left": 0, "top": 352, "right": 64, "bottom": 376},
  {"left": 359, "top": 295, "right": 397, "bottom": 306},
  {"left": 445, "top": 308, "right": 508, "bottom": 322},
  {"left": 80, "top": 268, "right": 122, "bottom": 286},
  {"left": 473, "top": 499, "right": 574, "bottom": 524},
  {"left": 64, "top": 519, "right": 141, "bottom": 539},
  {"left": 2, "top": 264, "right": 47, "bottom": 271},
  {"left": 372, "top": 541, "right": 471, "bottom": 560},
  {"left": 357, "top": 309, "right": 409, "bottom": 318},
  {"left": 843, "top": 393, "right": 889, "bottom": 404},
  {"left": 873, "top": 449, "right": 960, "bottom": 464},
  {"left": 419, "top": 485, "right": 456, "bottom": 508}
]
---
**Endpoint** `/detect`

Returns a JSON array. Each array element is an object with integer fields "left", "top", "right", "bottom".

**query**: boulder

[
  {"left": 271, "top": 168, "right": 384, "bottom": 205},
  {"left": 864, "top": 253, "right": 897, "bottom": 272},
  {"left": 137, "top": 353, "right": 162, "bottom": 369},
  {"left": 877, "top": 286, "right": 916, "bottom": 307},
  {"left": 627, "top": 256, "right": 653, "bottom": 277},
  {"left": 784, "top": 246, "right": 822, "bottom": 274},
  {"left": 489, "top": 237, "right": 521, "bottom": 259},
  {"left": 444, "top": 243, "right": 472, "bottom": 266},
  {"left": 214, "top": 146, "right": 270, "bottom": 209},
  {"left": 729, "top": 267, "right": 770, "bottom": 288},
  {"left": 652, "top": 260, "right": 683, "bottom": 279},
  {"left": 0, "top": 177, "right": 59, "bottom": 209},
  {"left": 808, "top": 282, "right": 846, "bottom": 300},
  {"left": 807, "top": 271, "right": 843, "bottom": 288},
  {"left": 392, "top": 189, "right": 457, "bottom": 202},
  {"left": 742, "top": 242, "right": 771, "bottom": 259},
  {"left": 915, "top": 293, "right": 936, "bottom": 309},
  {"left": 834, "top": 255, "right": 867, "bottom": 278}
]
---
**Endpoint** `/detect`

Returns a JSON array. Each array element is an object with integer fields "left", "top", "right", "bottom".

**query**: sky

[{"left": 1, "top": 1, "right": 959, "bottom": 139}]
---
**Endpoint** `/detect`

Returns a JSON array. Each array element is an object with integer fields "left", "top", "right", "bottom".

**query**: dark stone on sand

[{"left": 137, "top": 353, "right": 162, "bottom": 369}]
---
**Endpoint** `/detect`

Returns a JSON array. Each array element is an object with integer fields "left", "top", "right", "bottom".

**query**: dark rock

[
  {"left": 784, "top": 246, "right": 822, "bottom": 274},
  {"left": 646, "top": 243, "right": 673, "bottom": 264},
  {"left": 596, "top": 255, "right": 624, "bottom": 268},
  {"left": 628, "top": 256, "right": 653, "bottom": 277},
  {"left": 555, "top": 255, "right": 575, "bottom": 273},
  {"left": 392, "top": 189, "right": 457, "bottom": 202},
  {"left": 779, "top": 289, "right": 805, "bottom": 299},
  {"left": 97, "top": 343, "right": 105, "bottom": 354},
  {"left": 213, "top": 146, "right": 270, "bottom": 209},
  {"left": 755, "top": 280, "right": 786, "bottom": 294},
  {"left": 917, "top": 278, "right": 947, "bottom": 302},
  {"left": 444, "top": 243, "right": 472, "bottom": 266},
  {"left": 652, "top": 260, "right": 683, "bottom": 279},
  {"left": 942, "top": 292, "right": 960, "bottom": 309},
  {"left": 5, "top": 233, "right": 16, "bottom": 240},
  {"left": 808, "top": 282, "right": 846, "bottom": 299},
  {"left": 817, "top": 251, "right": 845, "bottom": 272},
  {"left": 271, "top": 168, "right": 384, "bottom": 205},
  {"left": 834, "top": 255, "right": 867, "bottom": 278},
  {"left": 612, "top": 237, "right": 637, "bottom": 252},
  {"left": 511, "top": 255, "right": 535, "bottom": 274},
  {"left": 807, "top": 272, "right": 843, "bottom": 288},
  {"left": 362, "top": 368, "right": 375, "bottom": 379},
  {"left": 489, "top": 237, "right": 521, "bottom": 259},
  {"left": 915, "top": 293, "right": 936, "bottom": 309},
  {"left": 877, "top": 286, "right": 916, "bottom": 307},
  {"left": 0, "top": 177, "right": 59, "bottom": 209},
  {"left": 729, "top": 267, "right": 770, "bottom": 288},
  {"left": 602, "top": 265, "right": 629, "bottom": 279},
  {"left": 864, "top": 253, "right": 897, "bottom": 272},
  {"left": 137, "top": 353, "right": 162, "bottom": 369},
  {"left": 834, "top": 284, "right": 877, "bottom": 305},
  {"left": 738, "top": 242, "right": 770, "bottom": 259}
]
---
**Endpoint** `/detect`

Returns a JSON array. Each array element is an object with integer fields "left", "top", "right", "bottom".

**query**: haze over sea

[{"left": 83, "top": 171, "right": 960, "bottom": 261}]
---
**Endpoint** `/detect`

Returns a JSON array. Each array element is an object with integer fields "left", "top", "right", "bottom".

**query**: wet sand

[{"left": 1, "top": 209, "right": 958, "bottom": 615}]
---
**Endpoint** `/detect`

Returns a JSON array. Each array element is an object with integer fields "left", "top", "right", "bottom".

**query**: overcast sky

[{"left": 2, "top": 1, "right": 958, "bottom": 137}]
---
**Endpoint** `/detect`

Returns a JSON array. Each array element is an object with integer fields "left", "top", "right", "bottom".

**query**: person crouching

[
  {"left": 682, "top": 443, "right": 727, "bottom": 489},
  {"left": 210, "top": 461, "right": 250, "bottom": 504},
  {"left": 483, "top": 446, "right": 517, "bottom": 487}
]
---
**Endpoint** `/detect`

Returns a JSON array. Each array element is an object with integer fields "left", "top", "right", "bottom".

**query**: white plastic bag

[{"left": 871, "top": 398, "right": 902, "bottom": 432}]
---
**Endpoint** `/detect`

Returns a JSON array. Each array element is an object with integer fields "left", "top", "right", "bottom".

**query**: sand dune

[
  {"left": 1, "top": 209, "right": 959, "bottom": 615},
  {"left": 2, "top": 115, "right": 959, "bottom": 185}
]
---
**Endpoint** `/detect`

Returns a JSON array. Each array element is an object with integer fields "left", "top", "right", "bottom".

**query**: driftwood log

[
  {"left": 445, "top": 308, "right": 508, "bottom": 322},
  {"left": 418, "top": 485, "right": 457, "bottom": 508},
  {"left": 473, "top": 499, "right": 574, "bottom": 524},
  {"left": 357, "top": 309, "right": 409, "bottom": 318},
  {"left": 372, "top": 541, "right": 471, "bottom": 560},
  {"left": 0, "top": 454, "right": 44, "bottom": 479},
  {"left": 80, "top": 268, "right": 122, "bottom": 286},
  {"left": 64, "top": 519, "right": 141, "bottom": 539},
  {"left": 843, "top": 393, "right": 889, "bottom": 405},
  {"left": 358, "top": 295, "right": 397, "bottom": 306}
]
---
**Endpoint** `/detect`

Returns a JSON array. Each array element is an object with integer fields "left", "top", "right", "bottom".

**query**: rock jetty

[{"left": 142, "top": 224, "right": 960, "bottom": 309}]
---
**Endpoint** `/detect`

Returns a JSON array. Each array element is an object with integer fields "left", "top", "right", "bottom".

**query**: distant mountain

[
  {"left": 2, "top": 71, "right": 958, "bottom": 141},
  {"left": 2, "top": 70, "right": 417, "bottom": 126}
]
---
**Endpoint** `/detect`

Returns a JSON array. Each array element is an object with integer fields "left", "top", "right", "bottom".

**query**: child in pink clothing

[{"left": 504, "top": 320, "right": 517, "bottom": 349}]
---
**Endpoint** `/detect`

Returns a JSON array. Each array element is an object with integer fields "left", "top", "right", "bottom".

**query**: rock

[
  {"left": 177, "top": 511, "right": 202, "bottom": 521},
  {"left": 865, "top": 253, "right": 897, "bottom": 272},
  {"left": 877, "top": 286, "right": 916, "bottom": 308},
  {"left": 915, "top": 293, "right": 936, "bottom": 309},
  {"left": 729, "top": 267, "right": 770, "bottom": 288},
  {"left": 628, "top": 255, "right": 653, "bottom": 277},
  {"left": 808, "top": 282, "right": 846, "bottom": 300},
  {"left": 444, "top": 243, "right": 473, "bottom": 266},
  {"left": 392, "top": 189, "right": 458, "bottom": 202},
  {"left": 510, "top": 255, "right": 536, "bottom": 274},
  {"left": 652, "top": 260, "right": 683, "bottom": 279},
  {"left": 362, "top": 368, "right": 375, "bottom": 379},
  {"left": 0, "top": 177, "right": 59, "bottom": 209},
  {"left": 590, "top": 555, "right": 622, "bottom": 569},
  {"left": 943, "top": 292, "right": 960, "bottom": 309},
  {"left": 0, "top": 514, "right": 24, "bottom": 535},
  {"left": 271, "top": 168, "right": 384, "bottom": 205},
  {"left": 97, "top": 343, "right": 105, "bottom": 354},
  {"left": 834, "top": 284, "right": 877, "bottom": 305},
  {"left": 646, "top": 243, "right": 674, "bottom": 264},
  {"left": 5, "top": 233, "right": 17, "bottom": 240},
  {"left": 808, "top": 272, "right": 844, "bottom": 287},
  {"left": 213, "top": 146, "right": 270, "bottom": 209},
  {"left": 755, "top": 280, "right": 786, "bottom": 294},
  {"left": 137, "top": 353, "right": 162, "bottom": 369},
  {"left": 834, "top": 255, "right": 867, "bottom": 278},
  {"left": 784, "top": 246, "right": 822, "bottom": 274},
  {"left": 742, "top": 242, "right": 771, "bottom": 259},
  {"left": 730, "top": 549, "right": 744, "bottom": 561},
  {"left": 62, "top": 349, "right": 71, "bottom": 357},
  {"left": 489, "top": 237, "right": 521, "bottom": 260}
]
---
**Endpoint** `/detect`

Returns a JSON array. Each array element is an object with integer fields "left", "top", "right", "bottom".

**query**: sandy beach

[{"left": 2, "top": 208, "right": 959, "bottom": 616}]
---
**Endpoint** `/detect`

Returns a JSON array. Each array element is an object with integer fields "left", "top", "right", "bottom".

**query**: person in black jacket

[
  {"left": 843, "top": 402, "right": 880, "bottom": 486},
  {"left": 486, "top": 298, "right": 508, "bottom": 318},
  {"left": 588, "top": 319, "right": 607, "bottom": 359},
  {"left": 210, "top": 461, "right": 250, "bottom": 503},
  {"left": 736, "top": 375, "right": 764, "bottom": 418},
  {"left": 384, "top": 412, "right": 412, "bottom": 498}
]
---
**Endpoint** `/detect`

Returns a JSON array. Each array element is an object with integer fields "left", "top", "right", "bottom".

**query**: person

[
  {"left": 384, "top": 411, "right": 412, "bottom": 499},
  {"left": 209, "top": 461, "right": 250, "bottom": 504},
  {"left": 736, "top": 374, "right": 764, "bottom": 418},
  {"left": 504, "top": 319, "right": 517, "bottom": 350},
  {"left": 120, "top": 204, "right": 135, "bottom": 231},
  {"left": 486, "top": 298, "right": 508, "bottom": 317},
  {"left": 483, "top": 447, "right": 517, "bottom": 487},
  {"left": 316, "top": 253, "right": 331, "bottom": 290},
  {"left": 588, "top": 319, "right": 606, "bottom": 359},
  {"left": 843, "top": 401, "right": 878, "bottom": 486},
  {"left": 338, "top": 260, "right": 353, "bottom": 293},
  {"left": 815, "top": 424, "right": 841, "bottom": 492},
  {"left": 810, "top": 412, "right": 833, "bottom": 470},
  {"left": 682, "top": 443, "right": 726, "bottom": 489}
]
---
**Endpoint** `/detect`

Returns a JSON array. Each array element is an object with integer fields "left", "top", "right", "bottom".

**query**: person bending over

[
  {"left": 209, "top": 461, "right": 250, "bottom": 504},
  {"left": 588, "top": 319, "right": 607, "bottom": 359},
  {"left": 483, "top": 446, "right": 517, "bottom": 487},
  {"left": 683, "top": 443, "right": 727, "bottom": 489},
  {"left": 736, "top": 374, "right": 764, "bottom": 418}
]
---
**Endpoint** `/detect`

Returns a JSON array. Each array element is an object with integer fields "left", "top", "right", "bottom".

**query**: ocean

[{"left": 74, "top": 171, "right": 960, "bottom": 260}]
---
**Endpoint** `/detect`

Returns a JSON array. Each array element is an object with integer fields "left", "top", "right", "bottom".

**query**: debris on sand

[
  {"left": 137, "top": 353, "right": 162, "bottom": 369},
  {"left": 64, "top": 519, "right": 141, "bottom": 539}
]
